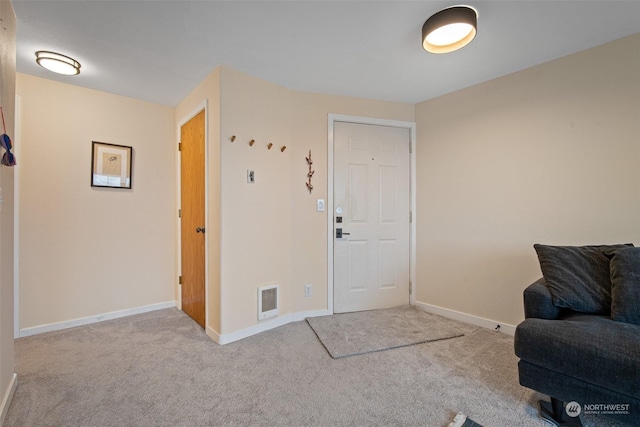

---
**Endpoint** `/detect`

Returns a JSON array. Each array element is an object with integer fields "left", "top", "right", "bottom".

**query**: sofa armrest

[{"left": 523, "top": 278, "right": 562, "bottom": 320}]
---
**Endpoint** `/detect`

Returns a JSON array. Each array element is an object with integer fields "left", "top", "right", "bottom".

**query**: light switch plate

[{"left": 317, "top": 199, "right": 325, "bottom": 212}]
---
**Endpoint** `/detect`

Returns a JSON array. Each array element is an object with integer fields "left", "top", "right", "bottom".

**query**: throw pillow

[
  {"left": 533, "top": 244, "right": 633, "bottom": 314},
  {"left": 609, "top": 247, "right": 640, "bottom": 324}
]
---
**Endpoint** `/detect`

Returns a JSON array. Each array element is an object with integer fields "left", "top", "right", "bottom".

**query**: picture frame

[{"left": 91, "top": 141, "right": 133, "bottom": 189}]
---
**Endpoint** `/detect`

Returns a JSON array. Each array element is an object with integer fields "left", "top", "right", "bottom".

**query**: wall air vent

[{"left": 258, "top": 284, "right": 279, "bottom": 320}]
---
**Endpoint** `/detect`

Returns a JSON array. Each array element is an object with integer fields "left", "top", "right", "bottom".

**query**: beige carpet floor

[{"left": 3, "top": 308, "right": 632, "bottom": 427}]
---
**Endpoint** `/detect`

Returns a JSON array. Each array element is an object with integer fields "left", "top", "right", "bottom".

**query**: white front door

[{"left": 333, "top": 121, "right": 411, "bottom": 313}]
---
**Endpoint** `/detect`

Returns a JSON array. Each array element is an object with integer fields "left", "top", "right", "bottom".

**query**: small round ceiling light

[
  {"left": 422, "top": 6, "right": 477, "bottom": 54},
  {"left": 35, "top": 51, "right": 81, "bottom": 75}
]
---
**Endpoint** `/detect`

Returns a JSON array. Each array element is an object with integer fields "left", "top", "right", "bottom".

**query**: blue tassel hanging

[{"left": 0, "top": 107, "right": 16, "bottom": 167}]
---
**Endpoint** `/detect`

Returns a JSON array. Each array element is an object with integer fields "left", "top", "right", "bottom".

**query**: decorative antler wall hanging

[{"left": 305, "top": 150, "right": 314, "bottom": 193}]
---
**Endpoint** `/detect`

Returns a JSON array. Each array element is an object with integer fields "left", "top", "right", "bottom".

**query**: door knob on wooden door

[{"left": 196, "top": 227, "right": 206, "bottom": 233}]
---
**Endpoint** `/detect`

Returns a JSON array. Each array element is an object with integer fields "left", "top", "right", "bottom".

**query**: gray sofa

[{"left": 514, "top": 244, "right": 640, "bottom": 426}]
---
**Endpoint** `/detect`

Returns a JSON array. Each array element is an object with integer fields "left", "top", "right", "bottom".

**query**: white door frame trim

[
  {"left": 327, "top": 114, "right": 416, "bottom": 314},
  {"left": 176, "top": 100, "right": 209, "bottom": 326},
  {"left": 13, "top": 96, "right": 21, "bottom": 338}
]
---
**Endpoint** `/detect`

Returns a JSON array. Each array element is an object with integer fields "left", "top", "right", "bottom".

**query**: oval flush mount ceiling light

[
  {"left": 422, "top": 6, "right": 477, "bottom": 54},
  {"left": 35, "top": 51, "right": 81, "bottom": 75}
]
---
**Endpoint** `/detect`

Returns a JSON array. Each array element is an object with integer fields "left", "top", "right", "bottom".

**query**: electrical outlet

[
  {"left": 247, "top": 170, "right": 255, "bottom": 183},
  {"left": 304, "top": 284, "right": 312, "bottom": 297}
]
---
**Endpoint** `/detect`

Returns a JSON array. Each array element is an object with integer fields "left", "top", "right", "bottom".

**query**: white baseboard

[
  {"left": 292, "top": 309, "right": 330, "bottom": 322},
  {"left": 414, "top": 301, "right": 517, "bottom": 335},
  {"left": 207, "top": 302, "right": 518, "bottom": 345},
  {"left": 19, "top": 301, "right": 177, "bottom": 338},
  {"left": 205, "top": 325, "right": 221, "bottom": 343},
  {"left": 215, "top": 314, "right": 294, "bottom": 345},
  {"left": 0, "top": 373, "right": 17, "bottom": 425},
  {"left": 208, "top": 309, "right": 331, "bottom": 345}
]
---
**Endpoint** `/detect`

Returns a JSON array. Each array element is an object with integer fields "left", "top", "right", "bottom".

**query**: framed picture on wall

[{"left": 91, "top": 141, "right": 133, "bottom": 189}]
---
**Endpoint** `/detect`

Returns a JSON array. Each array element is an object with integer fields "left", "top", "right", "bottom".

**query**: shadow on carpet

[{"left": 306, "top": 305, "right": 470, "bottom": 359}]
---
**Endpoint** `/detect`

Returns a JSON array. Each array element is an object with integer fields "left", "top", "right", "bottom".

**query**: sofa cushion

[
  {"left": 610, "top": 247, "right": 640, "bottom": 324},
  {"left": 523, "top": 279, "right": 562, "bottom": 320},
  {"left": 514, "top": 314, "right": 640, "bottom": 398},
  {"left": 533, "top": 244, "right": 632, "bottom": 314}
]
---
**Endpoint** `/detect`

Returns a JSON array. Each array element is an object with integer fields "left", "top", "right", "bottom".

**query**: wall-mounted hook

[
  {"left": 267, "top": 143, "right": 273, "bottom": 150},
  {"left": 230, "top": 135, "right": 236, "bottom": 142},
  {"left": 249, "top": 139, "right": 255, "bottom": 147},
  {"left": 280, "top": 146, "right": 287, "bottom": 152}
]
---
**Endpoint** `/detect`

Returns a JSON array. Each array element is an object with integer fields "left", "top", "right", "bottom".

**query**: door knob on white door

[{"left": 336, "top": 228, "right": 350, "bottom": 238}]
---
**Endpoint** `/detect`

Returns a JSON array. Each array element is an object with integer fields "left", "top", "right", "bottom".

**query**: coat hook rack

[
  {"left": 230, "top": 135, "right": 236, "bottom": 142},
  {"left": 267, "top": 142, "right": 273, "bottom": 150},
  {"left": 280, "top": 146, "right": 287, "bottom": 152},
  {"left": 306, "top": 149, "right": 314, "bottom": 193},
  {"left": 249, "top": 139, "right": 255, "bottom": 147}
]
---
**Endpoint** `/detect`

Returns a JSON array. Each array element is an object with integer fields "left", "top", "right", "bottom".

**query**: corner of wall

[
  {"left": 0, "top": 373, "right": 17, "bottom": 426},
  {"left": 0, "top": 0, "right": 16, "bottom": 418},
  {"left": 208, "top": 68, "right": 222, "bottom": 334}
]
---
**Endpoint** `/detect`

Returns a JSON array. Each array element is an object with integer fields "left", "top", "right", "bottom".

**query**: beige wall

[
  {"left": 0, "top": 0, "right": 16, "bottom": 421},
  {"left": 16, "top": 31, "right": 636, "bottom": 343},
  {"left": 215, "top": 66, "right": 414, "bottom": 335},
  {"left": 415, "top": 34, "right": 640, "bottom": 326},
  {"left": 176, "top": 65, "right": 414, "bottom": 337},
  {"left": 175, "top": 68, "right": 222, "bottom": 334},
  {"left": 218, "top": 66, "right": 294, "bottom": 333},
  {"left": 289, "top": 92, "right": 414, "bottom": 314},
  {"left": 12, "top": 59, "right": 414, "bottom": 341},
  {"left": 17, "top": 74, "right": 176, "bottom": 329}
]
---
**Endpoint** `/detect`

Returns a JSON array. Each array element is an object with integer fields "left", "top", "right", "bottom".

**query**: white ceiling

[{"left": 12, "top": 1, "right": 640, "bottom": 107}]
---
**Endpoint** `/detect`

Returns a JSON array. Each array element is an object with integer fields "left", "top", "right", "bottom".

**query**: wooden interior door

[
  {"left": 333, "top": 121, "right": 411, "bottom": 313},
  {"left": 180, "top": 110, "right": 206, "bottom": 327}
]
